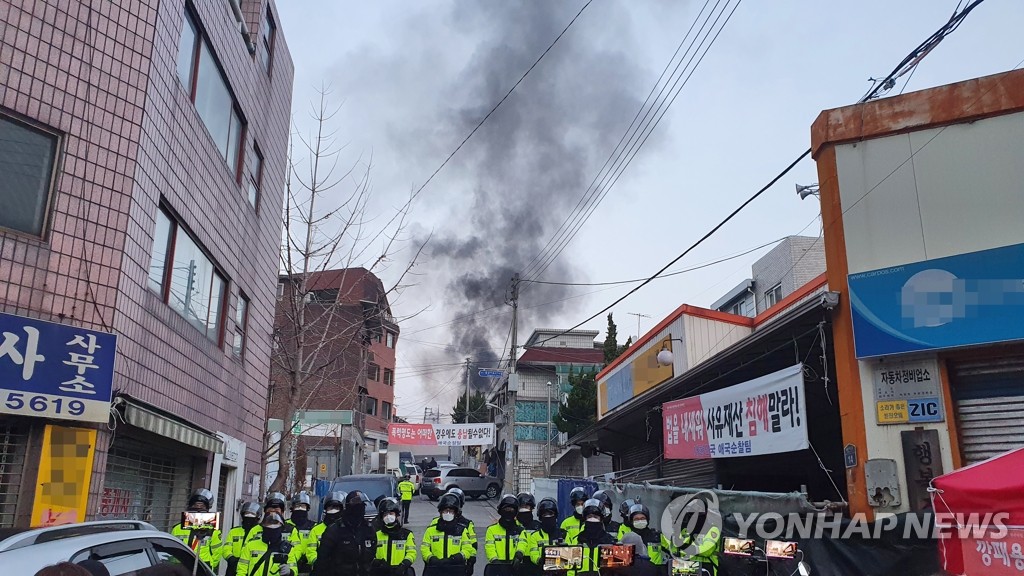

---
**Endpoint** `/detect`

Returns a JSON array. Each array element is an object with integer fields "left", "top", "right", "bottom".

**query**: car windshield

[{"left": 332, "top": 478, "right": 393, "bottom": 501}]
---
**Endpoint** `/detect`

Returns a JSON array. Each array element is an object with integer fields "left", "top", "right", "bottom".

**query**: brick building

[
  {"left": 269, "top": 268, "right": 399, "bottom": 485},
  {"left": 0, "top": 1, "right": 292, "bottom": 530}
]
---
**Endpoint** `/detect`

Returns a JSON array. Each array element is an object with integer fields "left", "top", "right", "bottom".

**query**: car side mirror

[{"left": 479, "top": 473, "right": 484, "bottom": 478}]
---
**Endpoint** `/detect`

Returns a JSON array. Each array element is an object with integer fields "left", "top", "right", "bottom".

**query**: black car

[{"left": 329, "top": 474, "right": 399, "bottom": 521}]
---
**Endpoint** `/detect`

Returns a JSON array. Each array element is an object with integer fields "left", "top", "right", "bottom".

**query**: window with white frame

[
  {"left": 764, "top": 283, "right": 784, "bottom": 309},
  {"left": 149, "top": 208, "right": 226, "bottom": 342},
  {"left": 233, "top": 293, "right": 249, "bottom": 357},
  {"left": 385, "top": 331, "right": 395, "bottom": 348}
]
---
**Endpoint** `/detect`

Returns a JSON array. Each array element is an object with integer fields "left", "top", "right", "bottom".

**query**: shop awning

[
  {"left": 117, "top": 397, "right": 225, "bottom": 454},
  {"left": 931, "top": 447, "right": 1024, "bottom": 575}
]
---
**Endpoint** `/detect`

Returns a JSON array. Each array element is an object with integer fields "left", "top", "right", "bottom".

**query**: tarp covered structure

[{"left": 930, "top": 447, "right": 1024, "bottom": 575}]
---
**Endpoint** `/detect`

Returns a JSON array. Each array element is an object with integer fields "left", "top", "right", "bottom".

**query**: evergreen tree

[
  {"left": 451, "top": 390, "right": 489, "bottom": 423},
  {"left": 554, "top": 369, "right": 598, "bottom": 438},
  {"left": 603, "top": 313, "right": 621, "bottom": 366}
]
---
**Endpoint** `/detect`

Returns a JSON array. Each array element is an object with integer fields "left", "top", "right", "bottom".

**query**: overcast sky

[{"left": 276, "top": 1, "right": 1021, "bottom": 421}]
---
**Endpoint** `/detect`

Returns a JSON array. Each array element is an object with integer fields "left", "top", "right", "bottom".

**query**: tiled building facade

[{"left": 0, "top": 0, "right": 292, "bottom": 530}]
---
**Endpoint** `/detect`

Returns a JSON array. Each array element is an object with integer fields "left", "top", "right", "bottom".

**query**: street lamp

[{"left": 656, "top": 338, "right": 686, "bottom": 367}]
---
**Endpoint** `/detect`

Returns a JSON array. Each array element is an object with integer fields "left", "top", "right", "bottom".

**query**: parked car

[
  {"left": 0, "top": 520, "right": 214, "bottom": 575},
  {"left": 421, "top": 467, "right": 502, "bottom": 501},
  {"left": 330, "top": 473, "right": 399, "bottom": 521}
]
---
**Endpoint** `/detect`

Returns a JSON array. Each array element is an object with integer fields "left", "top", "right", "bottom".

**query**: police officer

[
  {"left": 484, "top": 494, "right": 523, "bottom": 572},
  {"left": 251, "top": 493, "right": 304, "bottom": 554},
  {"left": 591, "top": 490, "right": 621, "bottom": 540},
  {"left": 306, "top": 491, "right": 346, "bottom": 567},
  {"left": 560, "top": 487, "right": 589, "bottom": 541},
  {"left": 675, "top": 496, "right": 722, "bottom": 576},
  {"left": 288, "top": 492, "right": 316, "bottom": 574},
  {"left": 421, "top": 493, "right": 474, "bottom": 576},
  {"left": 515, "top": 497, "right": 565, "bottom": 576},
  {"left": 170, "top": 488, "right": 222, "bottom": 572},
  {"left": 444, "top": 487, "right": 478, "bottom": 574},
  {"left": 236, "top": 512, "right": 301, "bottom": 576},
  {"left": 311, "top": 491, "right": 377, "bottom": 576},
  {"left": 625, "top": 504, "right": 672, "bottom": 569},
  {"left": 619, "top": 532, "right": 659, "bottom": 576},
  {"left": 397, "top": 476, "right": 415, "bottom": 524},
  {"left": 516, "top": 492, "right": 540, "bottom": 531},
  {"left": 370, "top": 498, "right": 416, "bottom": 576},
  {"left": 223, "top": 502, "right": 262, "bottom": 576},
  {"left": 615, "top": 498, "right": 641, "bottom": 540},
  {"left": 566, "top": 499, "right": 617, "bottom": 575}
]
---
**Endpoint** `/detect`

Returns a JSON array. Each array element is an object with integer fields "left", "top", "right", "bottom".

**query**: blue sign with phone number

[{"left": 0, "top": 311, "right": 117, "bottom": 423}]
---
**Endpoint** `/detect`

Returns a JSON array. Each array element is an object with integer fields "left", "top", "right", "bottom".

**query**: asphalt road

[{"left": 406, "top": 495, "right": 501, "bottom": 576}]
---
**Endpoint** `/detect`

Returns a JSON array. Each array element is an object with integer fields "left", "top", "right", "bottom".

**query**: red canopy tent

[{"left": 930, "top": 447, "right": 1024, "bottom": 575}]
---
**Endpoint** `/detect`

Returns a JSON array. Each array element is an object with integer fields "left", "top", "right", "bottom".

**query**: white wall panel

[
  {"left": 836, "top": 135, "right": 926, "bottom": 274},
  {"left": 685, "top": 315, "right": 750, "bottom": 368},
  {"left": 910, "top": 114, "right": 1024, "bottom": 260}
]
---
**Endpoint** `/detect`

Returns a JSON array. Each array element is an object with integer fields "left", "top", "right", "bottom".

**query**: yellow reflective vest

[
  {"left": 375, "top": 527, "right": 417, "bottom": 565},
  {"left": 398, "top": 481, "right": 415, "bottom": 501},
  {"left": 420, "top": 521, "right": 475, "bottom": 563},
  {"left": 678, "top": 525, "right": 721, "bottom": 568},
  {"left": 235, "top": 538, "right": 301, "bottom": 576},
  {"left": 560, "top": 516, "right": 582, "bottom": 543},
  {"left": 484, "top": 522, "right": 523, "bottom": 562},
  {"left": 170, "top": 523, "right": 221, "bottom": 570},
  {"left": 616, "top": 525, "right": 673, "bottom": 565},
  {"left": 517, "top": 526, "right": 566, "bottom": 566}
]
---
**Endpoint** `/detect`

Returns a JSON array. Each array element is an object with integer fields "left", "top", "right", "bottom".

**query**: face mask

[
  {"left": 540, "top": 516, "right": 557, "bottom": 532},
  {"left": 441, "top": 512, "right": 455, "bottom": 522},
  {"left": 517, "top": 511, "right": 534, "bottom": 525},
  {"left": 383, "top": 513, "right": 398, "bottom": 526},
  {"left": 290, "top": 509, "right": 309, "bottom": 524},
  {"left": 242, "top": 515, "right": 259, "bottom": 530},
  {"left": 583, "top": 518, "right": 604, "bottom": 536},
  {"left": 262, "top": 525, "right": 283, "bottom": 544},
  {"left": 574, "top": 505, "right": 584, "bottom": 515},
  {"left": 324, "top": 510, "right": 342, "bottom": 525},
  {"left": 345, "top": 503, "right": 366, "bottom": 520},
  {"left": 633, "top": 520, "right": 648, "bottom": 530}
]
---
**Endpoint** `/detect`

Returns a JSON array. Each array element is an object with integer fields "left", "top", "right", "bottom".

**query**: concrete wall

[{"left": 751, "top": 236, "right": 825, "bottom": 314}]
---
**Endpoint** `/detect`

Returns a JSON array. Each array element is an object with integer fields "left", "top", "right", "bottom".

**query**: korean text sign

[
  {"left": 662, "top": 364, "right": 807, "bottom": 459},
  {"left": 388, "top": 423, "right": 495, "bottom": 446},
  {"left": 0, "top": 312, "right": 117, "bottom": 423}
]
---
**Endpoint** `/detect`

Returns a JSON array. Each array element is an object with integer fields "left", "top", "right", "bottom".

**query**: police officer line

[{"left": 169, "top": 484, "right": 723, "bottom": 576}]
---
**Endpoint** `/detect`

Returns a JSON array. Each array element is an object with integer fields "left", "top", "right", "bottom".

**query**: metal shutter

[
  {"left": 0, "top": 422, "right": 30, "bottom": 527},
  {"left": 659, "top": 458, "right": 717, "bottom": 488},
  {"left": 618, "top": 442, "right": 661, "bottom": 482},
  {"left": 101, "top": 438, "right": 194, "bottom": 531},
  {"left": 951, "top": 357, "right": 1024, "bottom": 465}
]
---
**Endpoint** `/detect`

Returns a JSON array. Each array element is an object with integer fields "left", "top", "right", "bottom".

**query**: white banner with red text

[
  {"left": 388, "top": 423, "right": 496, "bottom": 446},
  {"left": 662, "top": 364, "right": 807, "bottom": 459}
]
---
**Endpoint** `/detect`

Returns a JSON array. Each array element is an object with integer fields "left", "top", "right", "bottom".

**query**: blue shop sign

[
  {"left": 848, "top": 243, "right": 1024, "bottom": 358},
  {"left": 0, "top": 312, "right": 117, "bottom": 422}
]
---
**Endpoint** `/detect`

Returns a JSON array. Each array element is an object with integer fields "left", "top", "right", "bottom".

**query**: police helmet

[
  {"left": 517, "top": 492, "right": 537, "bottom": 510},
  {"left": 582, "top": 498, "right": 604, "bottom": 520},
  {"left": 446, "top": 487, "right": 466, "bottom": 508},
  {"left": 379, "top": 497, "right": 402, "bottom": 515},
  {"left": 291, "top": 491, "right": 312, "bottom": 509},
  {"left": 323, "top": 491, "right": 347, "bottom": 511},
  {"left": 591, "top": 490, "right": 614, "bottom": 517},
  {"left": 239, "top": 501, "right": 262, "bottom": 519},
  {"left": 187, "top": 488, "right": 214, "bottom": 510},
  {"left": 537, "top": 498, "right": 559, "bottom": 518},
  {"left": 264, "top": 492, "right": 287, "bottom": 511},
  {"left": 619, "top": 498, "right": 640, "bottom": 522},
  {"left": 498, "top": 494, "right": 519, "bottom": 513},
  {"left": 263, "top": 512, "right": 285, "bottom": 527},
  {"left": 629, "top": 503, "right": 651, "bottom": 524},
  {"left": 437, "top": 493, "right": 461, "bottom": 513},
  {"left": 569, "top": 487, "right": 589, "bottom": 505}
]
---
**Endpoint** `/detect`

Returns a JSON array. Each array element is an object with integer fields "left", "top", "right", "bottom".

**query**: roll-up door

[
  {"left": 950, "top": 356, "right": 1024, "bottom": 465},
  {"left": 100, "top": 438, "right": 195, "bottom": 530},
  {"left": 659, "top": 458, "right": 717, "bottom": 488},
  {"left": 618, "top": 442, "right": 661, "bottom": 482},
  {"left": 0, "top": 421, "right": 30, "bottom": 527}
]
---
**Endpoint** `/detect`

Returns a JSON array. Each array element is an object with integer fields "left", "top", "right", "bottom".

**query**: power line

[
  {"left": 405, "top": 1, "right": 592, "bottom": 203},
  {"left": 533, "top": 0, "right": 989, "bottom": 347},
  {"left": 523, "top": 0, "right": 743, "bottom": 284},
  {"left": 522, "top": 238, "right": 782, "bottom": 287}
]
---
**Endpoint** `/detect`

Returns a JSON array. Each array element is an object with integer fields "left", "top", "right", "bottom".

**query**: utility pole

[
  {"left": 507, "top": 274, "right": 520, "bottom": 494},
  {"left": 628, "top": 312, "right": 651, "bottom": 342},
  {"left": 546, "top": 381, "right": 552, "bottom": 476},
  {"left": 464, "top": 357, "right": 471, "bottom": 424}
]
